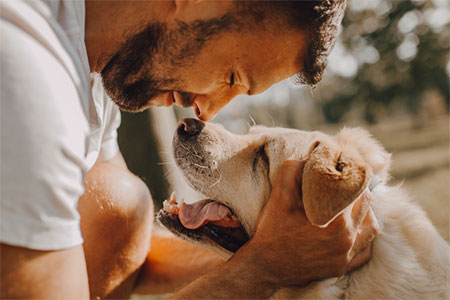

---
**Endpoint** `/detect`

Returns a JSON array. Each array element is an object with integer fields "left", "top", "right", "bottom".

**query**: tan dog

[{"left": 158, "top": 118, "right": 450, "bottom": 299}]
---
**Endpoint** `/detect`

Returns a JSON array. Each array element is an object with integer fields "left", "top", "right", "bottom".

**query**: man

[{"left": 0, "top": 0, "right": 377, "bottom": 299}]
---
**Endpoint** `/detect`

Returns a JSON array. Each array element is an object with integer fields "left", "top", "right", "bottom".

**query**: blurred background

[{"left": 119, "top": 0, "right": 449, "bottom": 243}]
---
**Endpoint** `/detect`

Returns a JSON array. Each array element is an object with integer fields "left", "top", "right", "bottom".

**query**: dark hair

[{"left": 233, "top": 0, "right": 347, "bottom": 86}]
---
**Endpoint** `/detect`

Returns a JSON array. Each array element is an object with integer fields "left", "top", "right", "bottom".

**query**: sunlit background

[{"left": 119, "top": 0, "right": 449, "bottom": 244}]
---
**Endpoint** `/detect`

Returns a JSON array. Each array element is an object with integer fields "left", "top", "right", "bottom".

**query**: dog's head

[{"left": 158, "top": 118, "right": 390, "bottom": 258}]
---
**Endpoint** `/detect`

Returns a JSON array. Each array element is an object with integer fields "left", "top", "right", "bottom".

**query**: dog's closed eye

[{"left": 252, "top": 144, "right": 270, "bottom": 173}]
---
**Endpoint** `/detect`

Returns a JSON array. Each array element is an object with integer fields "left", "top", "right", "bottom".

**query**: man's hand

[
  {"left": 171, "top": 160, "right": 378, "bottom": 299},
  {"left": 247, "top": 160, "right": 378, "bottom": 288}
]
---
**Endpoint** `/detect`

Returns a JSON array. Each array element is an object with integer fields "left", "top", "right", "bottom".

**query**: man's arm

[
  {"left": 171, "top": 160, "right": 377, "bottom": 299},
  {"left": 77, "top": 152, "right": 154, "bottom": 299},
  {"left": 168, "top": 241, "right": 279, "bottom": 299},
  {"left": 0, "top": 244, "right": 89, "bottom": 299},
  {"left": 134, "top": 227, "right": 225, "bottom": 294},
  {"left": 0, "top": 152, "right": 128, "bottom": 300}
]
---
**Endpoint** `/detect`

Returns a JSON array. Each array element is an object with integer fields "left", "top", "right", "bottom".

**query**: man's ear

[{"left": 302, "top": 140, "right": 369, "bottom": 227}]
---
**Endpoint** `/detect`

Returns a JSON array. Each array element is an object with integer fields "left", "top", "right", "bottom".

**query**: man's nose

[
  {"left": 193, "top": 96, "right": 230, "bottom": 121},
  {"left": 192, "top": 86, "right": 248, "bottom": 121},
  {"left": 177, "top": 118, "right": 205, "bottom": 137}
]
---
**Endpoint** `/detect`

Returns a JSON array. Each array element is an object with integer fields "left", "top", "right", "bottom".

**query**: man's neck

[{"left": 84, "top": 0, "right": 174, "bottom": 73}]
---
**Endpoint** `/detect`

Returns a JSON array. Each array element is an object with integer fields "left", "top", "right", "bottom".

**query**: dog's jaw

[
  {"left": 157, "top": 209, "right": 248, "bottom": 258},
  {"left": 173, "top": 122, "right": 272, "bottom": 236}
]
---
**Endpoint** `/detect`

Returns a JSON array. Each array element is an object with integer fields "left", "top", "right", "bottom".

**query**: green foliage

[{"left": 321, "top": 0, "right": 449, "bottom": 124}]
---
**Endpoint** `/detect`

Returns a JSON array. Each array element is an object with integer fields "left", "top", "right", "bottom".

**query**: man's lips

[
  {"left": 149, "top": 92, "right": 173, "bottom": 107},
  {"left": 161, "top": 91, "right": 194, "bottom": 108},
  {"left": 173, "top": 91, "right": 195, "bottom": 108},
  {"left": 163, "top": 92, "right": 175, "bottom": 107}
]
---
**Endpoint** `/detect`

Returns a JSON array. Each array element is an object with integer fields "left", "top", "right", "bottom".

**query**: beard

[
  {"left": 101, "top": 23, "right": 171, "bottom": 112},
  {"left": 100, "top": 16, "right": 236, "bottom": 112}
]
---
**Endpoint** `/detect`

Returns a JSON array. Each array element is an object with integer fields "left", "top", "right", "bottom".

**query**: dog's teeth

[
  {"left": 178, "top": 197, "right": 184, "bottom": 207},
  {"left": 231, "top": 215, "right": 238, "bottom": 221},
  {"left": 169, "top": 191, "right": 176, "bottom": 203}
]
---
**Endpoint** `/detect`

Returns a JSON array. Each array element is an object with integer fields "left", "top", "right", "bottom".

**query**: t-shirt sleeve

[
  {"left": 99, "top": 100, "right": 121, "bottom": 161},
  {"left": 0, "top": 19, "right": 88, "bottom": 250},
  {"left": 89, "top": 72, "right": 122, "bottom": 163}
]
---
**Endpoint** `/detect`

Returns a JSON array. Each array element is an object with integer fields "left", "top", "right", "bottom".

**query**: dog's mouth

[{"left": 157, "top": 193, "right": 249, "bottom": 253}]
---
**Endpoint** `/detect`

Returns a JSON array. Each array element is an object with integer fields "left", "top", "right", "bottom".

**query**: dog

[{"left": 158, "top": 118, "right": 450, "bottom": 299}]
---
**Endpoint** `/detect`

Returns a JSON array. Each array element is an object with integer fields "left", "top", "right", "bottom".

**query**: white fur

[{"left": 173, "top": 125, "right": 450, "bottom": 299}]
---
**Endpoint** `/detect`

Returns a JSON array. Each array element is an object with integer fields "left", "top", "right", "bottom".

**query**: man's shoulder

[
  {"left": 1, "top": 18, "right": 90, "bottom": 161},
  {"left": 1, "top": 0, "right": 91, "bottom": 116},
  {"left": 1, "top": 0, "right": 90, "bottom": 126}
]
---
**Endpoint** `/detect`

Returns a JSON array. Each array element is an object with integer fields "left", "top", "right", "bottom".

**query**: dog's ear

[
  {"left": 336, "top": 127, "right": 391, "bottom": 179},
  {"left": 302, "top": 140, "right": 370, "bottom": 227}
]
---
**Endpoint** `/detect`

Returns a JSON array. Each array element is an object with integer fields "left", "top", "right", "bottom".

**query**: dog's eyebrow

[
  {"left": 252, "top": 143, "right": 270, "bottom": 174},
  {"left": 259, "top": 145, "right": 270, "bottom": 168}
]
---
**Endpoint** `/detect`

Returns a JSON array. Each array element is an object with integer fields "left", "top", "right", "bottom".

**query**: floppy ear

[
  {"left": 336, "top": 127, "right": 391, "bottom": 179},
  {"left": 302, "top": 140, "right": 370, "bottom": 227}
]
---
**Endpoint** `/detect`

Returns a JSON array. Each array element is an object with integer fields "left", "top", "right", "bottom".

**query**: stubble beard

[
  {"left": 100, "top": 16, "right": 235, "bottom": 112},
  {"left": 101, "top": 23, "right": 175, "bottom": 112}
]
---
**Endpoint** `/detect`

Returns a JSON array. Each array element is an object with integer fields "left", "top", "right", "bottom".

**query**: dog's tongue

[{"left": 179, "top": 199, "right": 231, "bottom": 229}]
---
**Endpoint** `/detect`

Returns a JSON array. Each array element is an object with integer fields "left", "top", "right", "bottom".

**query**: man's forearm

[
  {"left": 170, "top": 242, "right": 278, "bottom": 299},
  {"left": 0, "top": 244, "right": 89, "bottom": 299}
]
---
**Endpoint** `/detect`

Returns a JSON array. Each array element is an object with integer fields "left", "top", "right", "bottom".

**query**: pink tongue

[{"left": 179, "top": 199, "right": 231, "bottom": 229}]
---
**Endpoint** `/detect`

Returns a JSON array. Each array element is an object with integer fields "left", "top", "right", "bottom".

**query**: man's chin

[
  {"left": 101, "top": 74, "right": 167, "bottom": 112},
  {"left": 103, "top": 92, "right": 150, "bottom": 112},
  {"left": 105, "top": 88, "right": 165, "bottom": 112},
  {"left": 114, "top": 101, "right": 152, "bottom": 113}
]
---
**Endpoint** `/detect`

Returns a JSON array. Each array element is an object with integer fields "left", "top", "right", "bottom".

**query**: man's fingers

[
  {"left": 275, "top": 160, "right": 305, "bottom": 188},
  {"left": 273, "top": 160, "right": 305, "bottom": 191},
  {"left": 327, "top": 192, "right": 374, "bottom": 238},
  {"left": 350, "top": 193, "right": 372, "bottom": 229},
  {"left": 271, "top": 160, "right": 306, "bottom": 210},
  {"left": 345, "top": 245, "right": 371, "bottom": 273},
  {"left": 349, "top": 208, "right": 378, "bottom": 261}
]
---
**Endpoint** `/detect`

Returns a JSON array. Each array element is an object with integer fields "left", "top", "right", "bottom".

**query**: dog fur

[{"left": 171, "top": 122, "right": 450, "bottom": 299}]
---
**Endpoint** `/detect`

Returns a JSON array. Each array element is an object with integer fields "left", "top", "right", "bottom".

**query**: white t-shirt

[{"left": 1, "top": 0, "right": 121, "bottom": 250}]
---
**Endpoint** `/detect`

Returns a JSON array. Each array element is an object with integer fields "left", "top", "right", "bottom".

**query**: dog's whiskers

[
  {"left": 163, "top": 167, "right": 176, "bottom": 178},
  {"left": 178, "top": 143, "right": 204, "bottom": 158},
  {"left": 266, "top": 113, "right": 275, "bottom": 127},
  {"left": 193, "top": 153, "right": 203, "bottom": 160},
  {"left": 179, "top": 143, "right": 190, "bottom": 151},
  {"left": 209, "top": 169, "right": 222, "bottom": 188},
  {"left": 249, "top": 115, "right": 257, "bottom": 126},
  {"left": 192, "top": 162, "right": 209, "bottom": 169}
]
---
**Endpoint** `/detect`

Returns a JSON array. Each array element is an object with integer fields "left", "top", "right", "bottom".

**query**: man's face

[{"left": 102, "top": 15, "right": 306, "bottom": 121}]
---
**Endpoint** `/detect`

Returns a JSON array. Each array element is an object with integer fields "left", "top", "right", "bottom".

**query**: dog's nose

[{"left": 177, "top": 118, "right": 205, "bottom": 137}]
